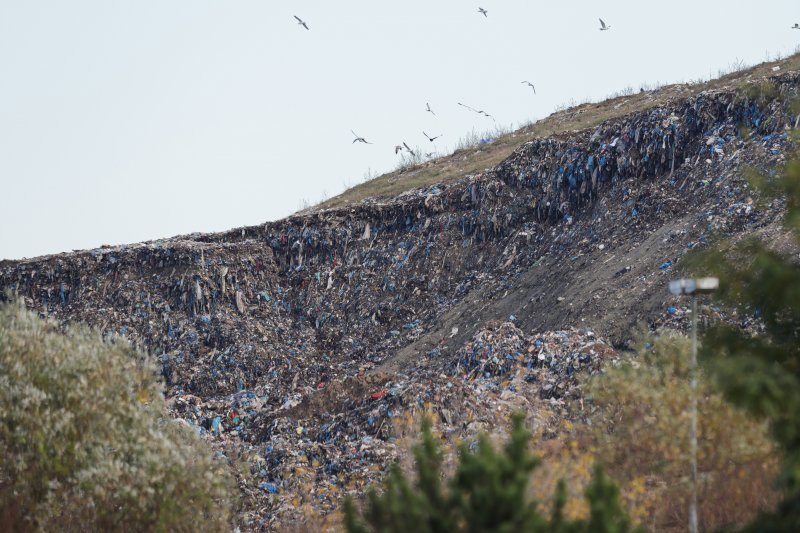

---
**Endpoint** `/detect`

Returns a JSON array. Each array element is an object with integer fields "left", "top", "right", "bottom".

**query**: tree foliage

[
  {"left": 689, "top": 128, "right": 800, "bottom": 530},
  {"left": 586, "top": 332, "right": 777, "bottom": 529},
  {"left": 343, "top": 415, "right": 638, "bottom": 533},
  {"left": 0, "top": 302, "right": 235, "bottom": 532}
]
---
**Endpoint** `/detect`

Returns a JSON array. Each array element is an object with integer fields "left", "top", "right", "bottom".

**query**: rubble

[{"left": 1, "top": 71, "right": 798, "bottom": 529}]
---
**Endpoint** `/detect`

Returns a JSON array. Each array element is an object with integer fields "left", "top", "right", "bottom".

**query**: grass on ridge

[{"left": 309, "top": 52, "right": 800, "bottom": 212}]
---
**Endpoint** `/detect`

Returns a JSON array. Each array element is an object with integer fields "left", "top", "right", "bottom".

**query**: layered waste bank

[{"left": 1, "top": 71, "right": 798, "bottom": 528}]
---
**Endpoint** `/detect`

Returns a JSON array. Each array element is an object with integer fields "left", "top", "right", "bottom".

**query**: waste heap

[
  {"left": 1, "top": 71, "right": 798, "bottom": 529},
  {"left": 235, "top": 321, "right": 616, "bottom": 526}
]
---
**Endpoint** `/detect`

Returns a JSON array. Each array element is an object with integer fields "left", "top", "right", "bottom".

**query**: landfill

[
  {"left": 1, "top": 70, "right": 798, "bottom": 529},
  {"left": 161, "top": 320, "right": 618, "bottom": 526}
]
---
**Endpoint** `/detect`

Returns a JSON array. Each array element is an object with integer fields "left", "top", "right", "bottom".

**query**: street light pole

[
  {"left": 669, "top": 277, "right": 718, "bottom": 533},
  {"left": 689, "top": 293, "right": 698, "bottom": 533}
]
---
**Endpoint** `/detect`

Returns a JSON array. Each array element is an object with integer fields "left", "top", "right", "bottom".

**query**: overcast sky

[{"left": 1, "top": 1, "right": 799, "bottom": 260}]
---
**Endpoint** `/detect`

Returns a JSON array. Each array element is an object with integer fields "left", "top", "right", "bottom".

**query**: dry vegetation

[
  {"left": 529, "top": 333, "right": 779, "bottom": 531},
  {"left": 311, "top": 52, "right": 800, "bottom": 212}
]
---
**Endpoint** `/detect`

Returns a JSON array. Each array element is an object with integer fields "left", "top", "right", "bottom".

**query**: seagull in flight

[
  {"left": 425, "top": 152, "right": 436, "bottom": 158},
  {"left": 351, "top": 131, "right": 371, "bottom": 144},
  {"left": 599, "top": 18, "right": 611, "bottom": 31},
  {"left": 458, "top": 102, "right": 495, "bottom": 121},
  {"left": 478, "top": 7, "right": 488, "bottom": 17},
  {"left": 423, "top": 131, "right": 443, "bottom": 142},
  {"left": 426, "top": 102, "right": 436, "bottom": 116},
  {"left": 395, "top": 143, "right": 415, "bottom": 156},
  {"left": 294, "top": 16, "right": 309, "bottom": 30},
  {"left": 521, "top": 81, "right": 536, "bottom": 93}
]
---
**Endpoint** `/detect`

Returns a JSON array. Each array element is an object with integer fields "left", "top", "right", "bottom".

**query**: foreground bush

[
  {"left": 343, "top": 415, "right": 638, "bottom": 533},
  {"left": 0, "top": 302, "right": 234, "bottom": 531},
  {"left": 587, "top": 333, "right": 778, "bottom": 529}
]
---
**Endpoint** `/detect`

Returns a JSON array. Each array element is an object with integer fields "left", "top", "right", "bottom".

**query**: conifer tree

[{"left": 343, "top": 415, "right": 638, "bottom": 533}]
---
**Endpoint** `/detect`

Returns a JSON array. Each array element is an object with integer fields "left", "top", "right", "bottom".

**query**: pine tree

[
  {"left": 343, "top": 415, "right": 638, "bottom": 533},
  {"left": 584, "top": 465, "right": 634, "bottom": 533}
]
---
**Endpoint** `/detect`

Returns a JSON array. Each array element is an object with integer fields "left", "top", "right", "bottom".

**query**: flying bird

[
  {"left": 423, "top": 131, "right": 443, "bottom": 142},
  {"left": 395, "top": 143, "right": 416, "bottom": 156},
  {"left": 521, "top": 81, "right": 536, "bottom": 93},
  {"left": 425, "top": 152, "right": 436, "bottom": 158},
  {"left": 294, "top": 15, "right": 309, "bottom": 30},
  {"left": 458, "top": 102, "right": 495, "bottom": 121},
  {"left": 478, "top": 7, "right": 488, "bottom": 17},
  {"left": 599, "top": 18, "right": 610, "bottom": 31},
  {"left": 793, "top": 23, "right": 800, "bottom": 29},
  {"left": 351, "top": 131, "right": 371, "bottom": 144},
  {"left": 426, "top": 102, "right": 436, "bottom": 116}
]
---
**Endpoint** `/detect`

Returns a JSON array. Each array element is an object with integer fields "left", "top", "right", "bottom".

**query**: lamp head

[{"left": 669, "top": 277, "right": 718, "bottom": 295}]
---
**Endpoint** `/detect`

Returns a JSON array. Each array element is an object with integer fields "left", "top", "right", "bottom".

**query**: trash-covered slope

[
  {"left": 1, "top": 70, "right": 797, "bottom": 529},
  {"left": 314, "top": 54, "right": 800, "bottom": 211}
]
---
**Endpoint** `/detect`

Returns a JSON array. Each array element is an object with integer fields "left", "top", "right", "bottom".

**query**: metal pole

[{"left": 689, "top": 294, "right": 699, "bottom": 533}]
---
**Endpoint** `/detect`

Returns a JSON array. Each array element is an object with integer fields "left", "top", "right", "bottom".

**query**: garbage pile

[
  {"left": 1, "top": 70, "right": 798, "bottom": 529},
  {"left": 215, "top": 322, "right": 615, "bottom": 528},
  {"left": 444, "top": 321, "right": 613, "bottom": 401}
]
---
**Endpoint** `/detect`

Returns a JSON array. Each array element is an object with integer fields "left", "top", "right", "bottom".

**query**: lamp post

[{"left": 668, "top": 277, "right": 719, "bottom": 533}]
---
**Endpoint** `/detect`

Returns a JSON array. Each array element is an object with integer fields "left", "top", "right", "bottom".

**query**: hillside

[
  {"left": 314, "top": 53, "right": 800, "bottom": 211},
  {"left": 1, "top": 58, "right": 799, "bottom": 529}
]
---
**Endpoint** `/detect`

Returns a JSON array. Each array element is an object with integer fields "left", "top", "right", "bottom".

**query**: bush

[
  {"left": 586, "top": 333, "right": 778, "bottom": 529},
  {"left": 0, "top": 302, "right": 234, "bottom": 531},
  {"left": 343, "top": 415, "right": 638, "bottom": 533}
]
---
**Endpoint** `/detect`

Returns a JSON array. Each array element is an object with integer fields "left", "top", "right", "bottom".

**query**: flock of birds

[
  {"left": 292, "top": 7, "right": 580, "bottom": 157},
  {"left": 295, "top": 11, "right": 800, "bottom": 159}
]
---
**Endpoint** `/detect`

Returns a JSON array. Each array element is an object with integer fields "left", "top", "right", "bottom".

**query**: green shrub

[
  {"left": 688, "top": 135, "right": 800, "bottom": 530},
  {"left": 0, "top": 301, "right": 234, "bottom": 531},
  {"left": 343, "top": 415, "right": 638, "bottom": 533}
]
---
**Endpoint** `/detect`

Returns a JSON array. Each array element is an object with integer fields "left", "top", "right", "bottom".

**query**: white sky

[{"left": 1, "top": 1, "right": 799, "bottom": 260}]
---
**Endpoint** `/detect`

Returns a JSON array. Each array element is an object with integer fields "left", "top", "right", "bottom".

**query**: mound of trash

[
  {"left": 1, "top": 70, "right": 798, "bottom": 528},
  {"left": 168, "top": 322, "right": 616, "bottom": 526}
]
